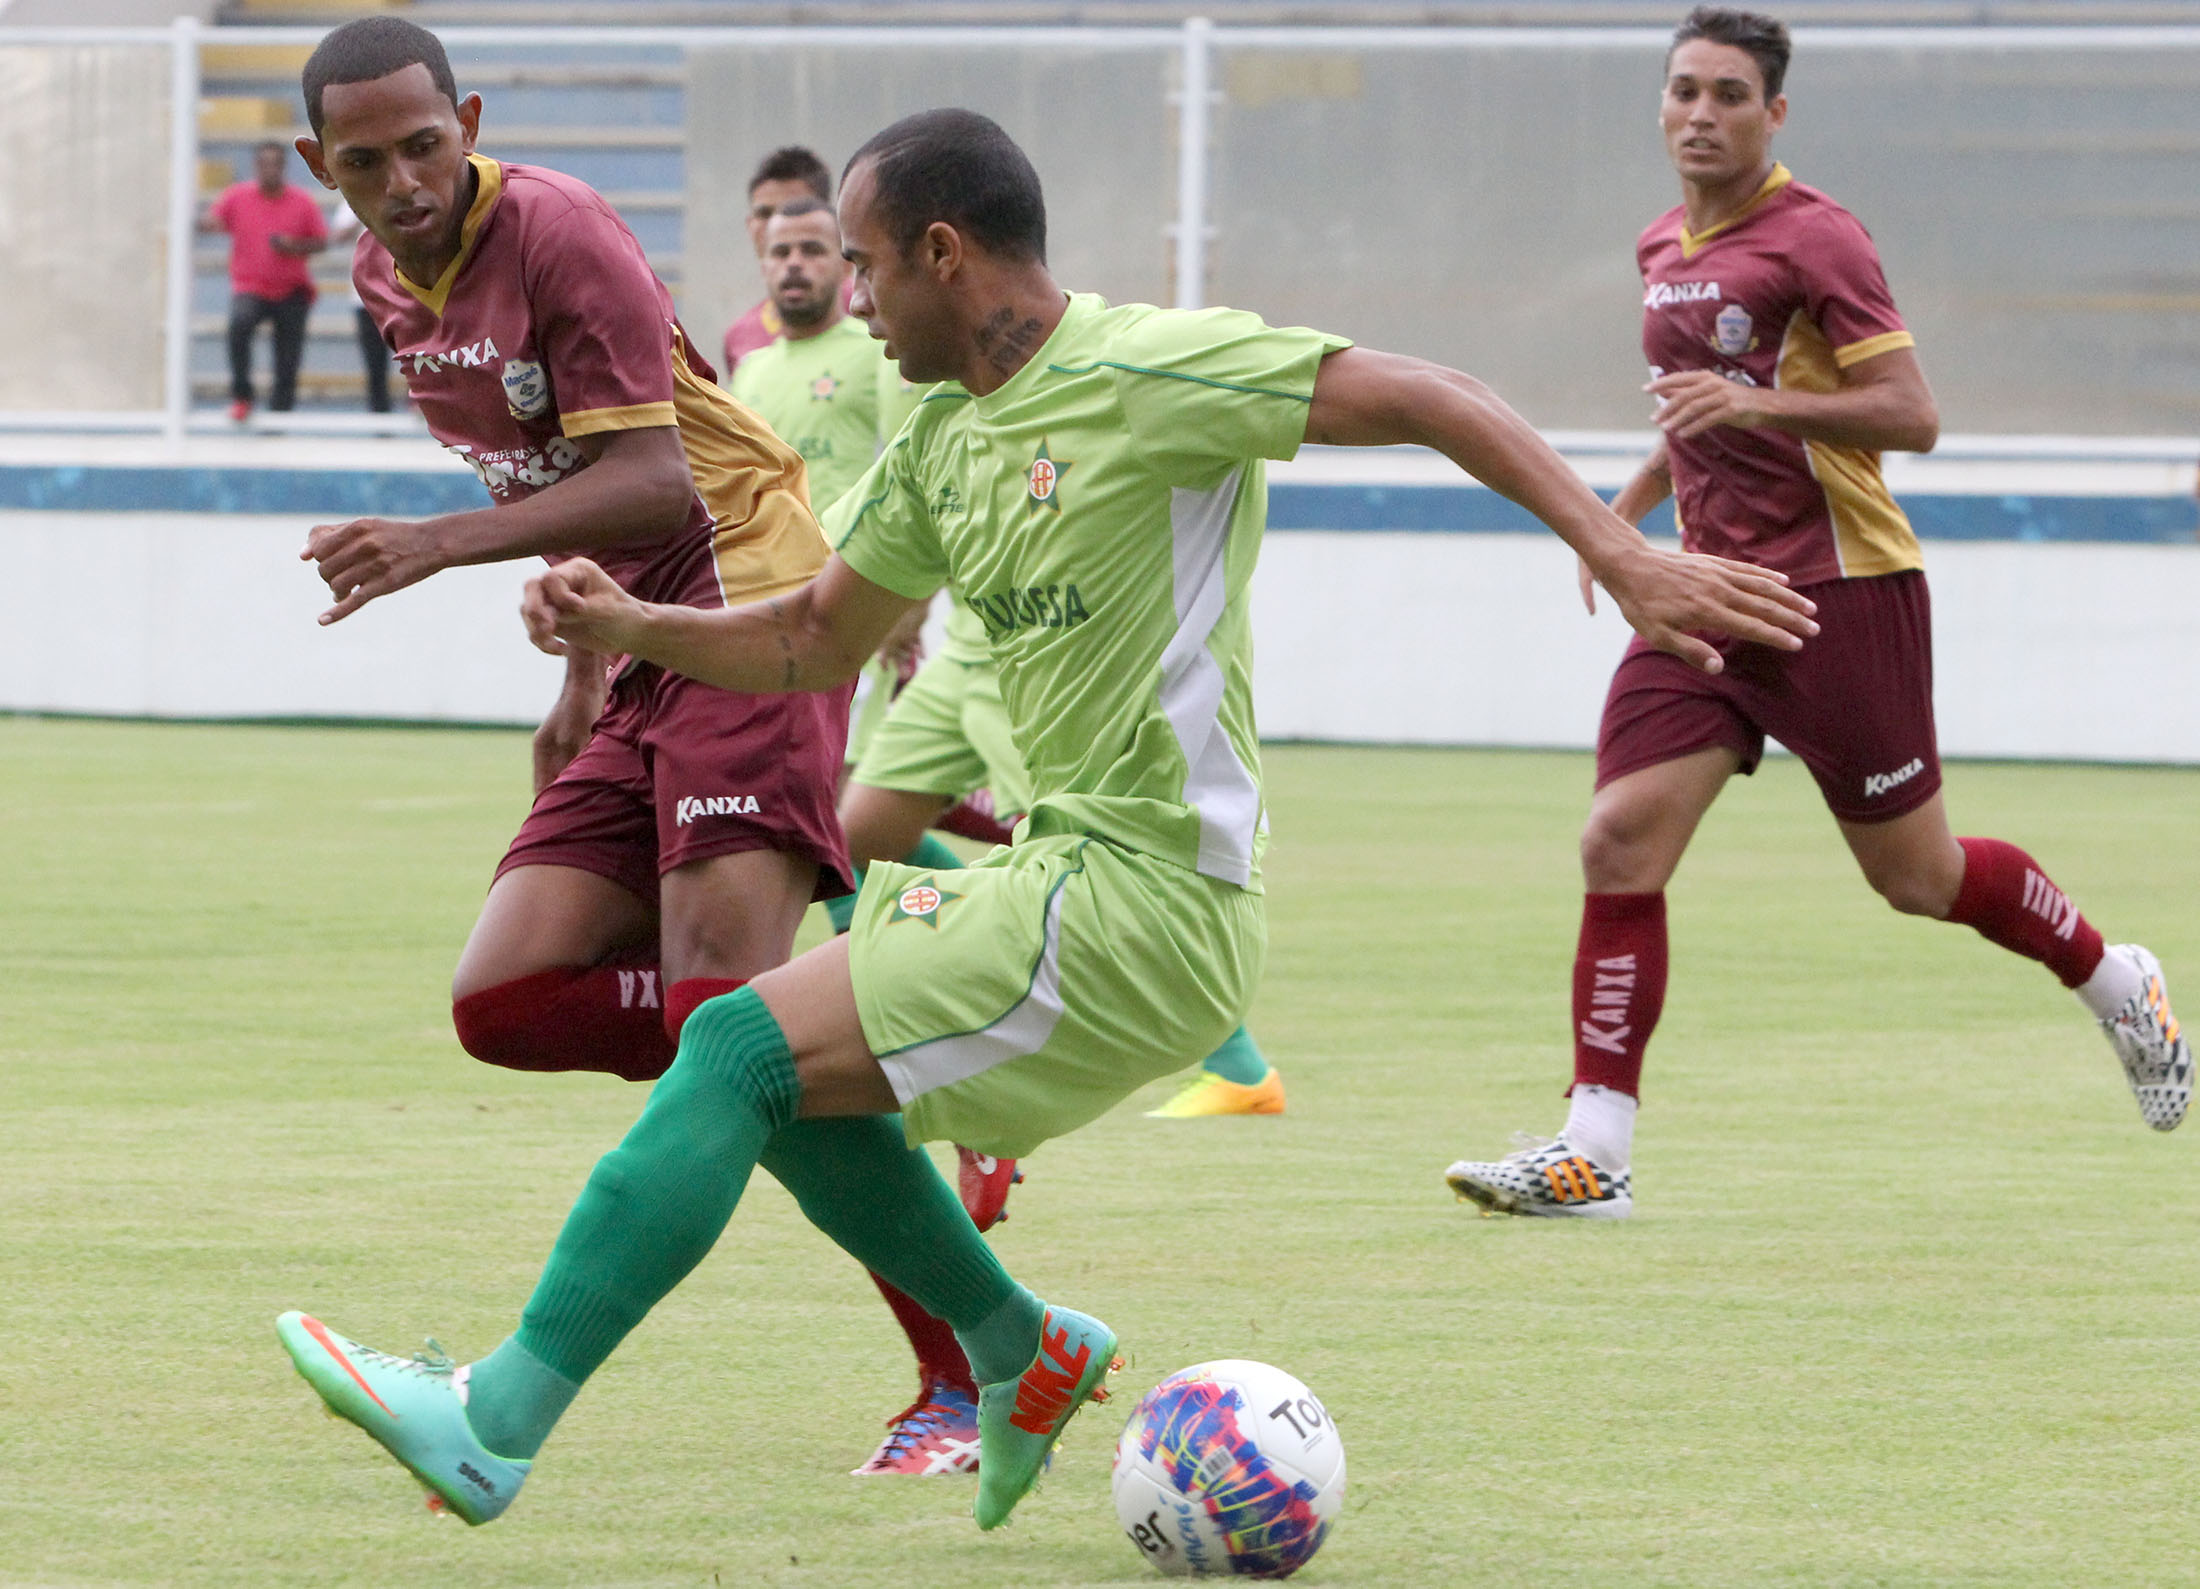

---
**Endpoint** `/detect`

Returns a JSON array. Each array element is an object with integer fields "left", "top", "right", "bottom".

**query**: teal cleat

[
  {"left": 973, "top": 1304, "right": 1119, "bottom": 1530},
  {"left": 276, "top": 1310, "right": 530, "bottom": 1525}
]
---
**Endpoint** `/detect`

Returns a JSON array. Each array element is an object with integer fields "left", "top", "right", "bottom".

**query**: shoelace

[
  {"left": 871, "top": 1384, "right": 968, "bottom": 1462},
  {"left": 1507, "top": 1130, "right": 1559, "bottom": 1160},
  {"left": 357, "top": 1337, "right": 456, "bottom": 1378}
]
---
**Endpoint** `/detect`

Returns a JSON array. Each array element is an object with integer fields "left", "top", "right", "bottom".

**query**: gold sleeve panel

[
  {"left": 563, "top": 400, "right": 679, "bottom": 438},
  {"left": 1775, "top": 309, "right": 1842, "bottom": 395},
  {"left": 1832, "top": 329, "right": 1916, "bottom": 369},
  {"left": 1775, "top": 312, "right": 1923, "bottom": 577},
  {"left": 668, "top": 352, "right": 830, "bottom": 605},
  {"left": 1805, "top": 439, "right": 1923, "bottom": 578}
]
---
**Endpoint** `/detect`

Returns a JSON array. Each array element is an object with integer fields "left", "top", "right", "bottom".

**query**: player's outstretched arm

[
  {"left": 1305, "top": 347, "right": 1817, "bottom": 672},
  {"left": 301, "top": 425, "right": 696, "bottom": 624},
  {"left": 1578, "top": 437, "right": 1676, "bottom": 615},
  {"left": 522, "top": 553, "right": 919, "bottom": 696}
]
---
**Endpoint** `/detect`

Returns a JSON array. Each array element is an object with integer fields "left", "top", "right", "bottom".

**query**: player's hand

[
  {"left": 523, "top": 558, "right": 646, "bottom": 658},
  {"left": 301, "top": 517, "right": 445, "bottom": 623},
  {"left": 1646, "top": 370, "right": 1777, "bottom": 440},
  {"left": 532, "top": 680, "right": 603, "bottom": 794},
  {"left": 1598, "top": 544, "right": 1818, "bottom": 674},
  {"left": 876, "top": 602, "right": 929, "bottom": 683}
]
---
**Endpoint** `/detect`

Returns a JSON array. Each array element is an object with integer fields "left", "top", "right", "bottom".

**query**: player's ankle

[{"left": 1564, "top": 1083, "right": 1638, "bottom": 1173}]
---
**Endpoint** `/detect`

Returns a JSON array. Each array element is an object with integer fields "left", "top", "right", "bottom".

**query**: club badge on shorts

[{"left": 888, "top": 876, "right": 963, "bottom": 929}]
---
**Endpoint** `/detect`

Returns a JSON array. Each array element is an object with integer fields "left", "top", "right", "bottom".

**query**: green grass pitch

[{"left": 4, "top": 716, "right": 2197, "bottom": 1588}]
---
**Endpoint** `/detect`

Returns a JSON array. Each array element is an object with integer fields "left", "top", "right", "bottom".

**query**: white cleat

[
  {"left": 1444, "top": 1133, "right": 1632, "bottom": 1219},
  {"left": 2100, "top": 944, "right": 2192, "bottom": 1132}
]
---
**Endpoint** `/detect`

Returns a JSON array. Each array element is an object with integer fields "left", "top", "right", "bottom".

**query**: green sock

[
  {"left": 475, "top": 986, "right": 798, "bottom": 1457},
  {"left": 823, "top": 838, "right": 963, "bottom": 936},
  {"left": 465, "top": 1336, "right": 577, "bottom": 1460},
  {"left": 1199, "top": 1025, "right": 1270, "bottom": 1086},
  {"left": 825, "top": 866, "right": 866, "bottom": 935},
  {"left": 756, "top": 1117, "right": 1040, "bottom": 1385},
  {"left": 957, "top": 1287, "right": 1048, "bottom": 1387},
  {"left": 907, "top": 833, "right": 965, "bottom": 874}
]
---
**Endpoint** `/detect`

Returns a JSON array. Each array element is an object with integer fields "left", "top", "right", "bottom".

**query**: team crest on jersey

[
  {"left": 810, "top": 372, "right": 840, "bottom": 401},
  {"left": 1710, "top": 303, "right": 1755, "bottom": 357},
  {"left": 501, "top": 359, "right": 551, "bottom": 420},
  {"left": 1025, "top": 440, "right": 1072, "bottom": 511},
  {"left": 889, "top": 876, "right": 962, "bottom": 929}
]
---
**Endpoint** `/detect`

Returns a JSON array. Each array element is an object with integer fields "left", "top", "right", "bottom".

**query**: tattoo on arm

[{"left": 768, "top": 597, "right": 798, "bottom": 689}]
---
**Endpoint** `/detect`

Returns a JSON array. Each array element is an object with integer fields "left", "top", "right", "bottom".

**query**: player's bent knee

[{"left": 1868, "top": 867, "right": 1954, "bottom": 919}]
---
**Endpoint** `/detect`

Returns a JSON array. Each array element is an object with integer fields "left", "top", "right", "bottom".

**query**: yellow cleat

[{"left": 1144, "top": 1067, "right": 1287, "bottom": 1119}]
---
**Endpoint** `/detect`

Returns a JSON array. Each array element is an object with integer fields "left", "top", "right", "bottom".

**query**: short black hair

[
  {"left": 768, "top": 195, "right": 834, "bottom": 223},
  {"left": 844, "top": 109, "right": 1045, "bottom": 264},
  {"left": 1669, "top": 6, "right": 1791, "bottom": 100},
  {"left": 253, "top": 138, "right": 287, "bottom": 158},
  {"left": 302, "top": 17, "right": 460, "bottom": 138},
  {"left": 747, "top": 146, "right": 832, "bottom": 201}
]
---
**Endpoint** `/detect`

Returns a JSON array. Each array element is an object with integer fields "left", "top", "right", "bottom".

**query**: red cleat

[
  {"left": 956, "top": 1146, "right": 1022, "bottom": 1232},
  {"left": 227, "top": 398, "right": 252, "bottom": 424}
]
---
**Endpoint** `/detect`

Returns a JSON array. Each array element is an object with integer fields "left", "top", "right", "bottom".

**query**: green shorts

[
  {"left": 849, "top": 656, "right": 1032, "bottom": 818},
  {"left": 849, "top": 835, "right": 1266, "bottom": 1158}
]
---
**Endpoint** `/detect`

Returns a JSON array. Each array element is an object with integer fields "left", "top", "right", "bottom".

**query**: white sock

[
  {"left": 2076, "top": 944, "right": 2145, "bottom": 1022},
  {"left": 1563, "top": 1084, "right": 1638, "bottom": 1173}
]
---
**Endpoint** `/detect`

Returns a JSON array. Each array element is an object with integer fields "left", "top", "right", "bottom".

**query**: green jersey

[
  {"left": 828, "top": 294, "right": 1348, "bottom": 890},
  {"left": 729, "top": 315, "right": 905, "bottom": 511}
]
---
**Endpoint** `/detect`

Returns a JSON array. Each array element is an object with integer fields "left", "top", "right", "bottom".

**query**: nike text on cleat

[
  {"left": 973, "top": 1304, "right": 1118, "bottom": 1530},
  {"left": 2101, "top": 944, "right": 2192, "bottom": 1132},
  {"left": 275, "top": 1311, "right": 531, "bottom": 1525},
  {"left": 852, "top": 1376, "right": 983, "bottom": 1476},
  {"left": 1443, "top": 1132, "right": 1633, "bottom": 1219},
  {"left": 1144, "top": 1067, "right": 1287, "bottom": 1119},
  {"left": 956, "top": 1146, "right": 1024, "bottom": 1233}
]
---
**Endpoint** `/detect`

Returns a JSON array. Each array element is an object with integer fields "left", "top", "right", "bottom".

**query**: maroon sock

[
  {"left": 1571, "top": 892, "right": 1668, "bottom": 1097},
  {"left": 665, "top": 976, "right": 748, "bottom": 1043},
  {"left": 934, "top": 793, "right": 1017, "bottom": 848},
  {"left": 869, "top": 1270, "right": 977, "bottom": 1395},
  {"left": 1944, "top": 837, "right": 2106, "bottom": 989},
  {"left": 451, "top": 959, "right": 675, "bottom": 1082}
]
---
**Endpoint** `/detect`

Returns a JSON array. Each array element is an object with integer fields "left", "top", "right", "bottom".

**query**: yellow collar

[
  {"left": 395, "top": 154, "right": 504, "bottom": 317},
  {"left": 1679, "top": 162, "right": 1791, "bottom": 259}
]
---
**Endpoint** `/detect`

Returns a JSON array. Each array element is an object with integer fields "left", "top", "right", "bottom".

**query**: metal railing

[{"left": 3, "top": 17, "right": 2199, "bottom": 447}]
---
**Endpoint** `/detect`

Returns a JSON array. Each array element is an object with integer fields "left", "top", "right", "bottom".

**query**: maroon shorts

[
  {"left": 1595, "top": 569, "right": 1942, "bottom": 824},
  {"left": 497, "top": 662, "right": 854, "bottom": 905}
]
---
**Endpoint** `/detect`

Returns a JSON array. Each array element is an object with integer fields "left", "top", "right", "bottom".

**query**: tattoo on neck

[{"left": 973, "top": 307, "right": 1044, "bottom": 378}]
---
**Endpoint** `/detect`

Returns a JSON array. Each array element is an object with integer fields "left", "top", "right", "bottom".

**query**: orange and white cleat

[
  {"left": 1444, "top": 1133, "right": 1632, "bottom": 1219},
  {"left": 2100, "top": 944, "right": 2192, "bottom": 1131}
]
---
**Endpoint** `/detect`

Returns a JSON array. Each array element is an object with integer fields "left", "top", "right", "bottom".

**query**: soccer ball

[{"left": 1111, "top": 1359, "right": 1346, "bottom": 1579}]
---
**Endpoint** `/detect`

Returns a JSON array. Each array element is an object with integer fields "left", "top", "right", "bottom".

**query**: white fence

[{"left": 3, "top": 20, "right": 2200, "bottom": 438}]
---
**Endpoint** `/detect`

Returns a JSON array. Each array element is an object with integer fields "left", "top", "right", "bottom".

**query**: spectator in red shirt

[{"left": 200, "top": 140, "right": 328, "bottom": 420}]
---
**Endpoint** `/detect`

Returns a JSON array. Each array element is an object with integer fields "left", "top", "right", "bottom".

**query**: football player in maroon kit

[
  {"left": 1445, "top": 5, "right": 2190, "bottom": 1218},
  {"left": 293, "top": 16, "right": 1009, "bottom": 1469}
]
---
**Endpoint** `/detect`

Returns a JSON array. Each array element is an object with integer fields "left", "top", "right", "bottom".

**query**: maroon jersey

[
  {"left": 1638, "top": 164, "right": 1921, "bottom": 584},
  {"left": 356, "top": 156, "right": 826, "bottom": 610}
]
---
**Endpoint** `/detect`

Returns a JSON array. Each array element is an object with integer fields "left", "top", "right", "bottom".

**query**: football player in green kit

[{"left": 278, "top": 108, "right": 1816, "bottom": 1534}]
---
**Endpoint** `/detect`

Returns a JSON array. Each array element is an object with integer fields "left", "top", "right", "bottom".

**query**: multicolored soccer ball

[{"left": 1111, "top": 1359, "right": 1346, "bottom": 1579}]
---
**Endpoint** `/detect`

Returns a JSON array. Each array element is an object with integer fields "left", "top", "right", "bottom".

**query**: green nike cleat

[
  {"left": 973, "top": 1304, "right": 1119, "bottom": 1530},
  {"left": 276, "top": 1310, "right": 530, "bottom": 1525}
]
